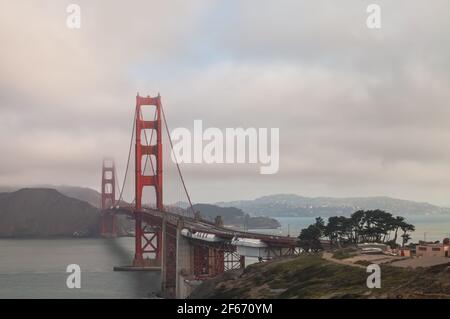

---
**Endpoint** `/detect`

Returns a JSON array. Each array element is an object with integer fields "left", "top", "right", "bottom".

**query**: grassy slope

[{"left": 197, "top": 254, "right": 450, "bottom": 299}]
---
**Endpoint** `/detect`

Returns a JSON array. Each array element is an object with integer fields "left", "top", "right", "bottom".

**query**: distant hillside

[
  {"left": 0, "top": 188, "right": 101, "bottom": 237},
  {"left": 192, "top": 203, "right": 280, "bottom": 229},
  {"left": 216, "top": 194, "right": 450, "bottom": 217},
  {"left": 54, "top": 185, "right": 102, "bottom": 208},
  {"left": 0, "top": 185, "right": 133, "bottom": 209},
  {"left": 0, "top": 185, "right": 102, "bottom": 208}
]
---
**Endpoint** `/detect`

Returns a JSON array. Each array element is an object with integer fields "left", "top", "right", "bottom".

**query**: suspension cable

[
  {"left": 117, "top": 109, "right": 136, "bottom": 206},
  {"left": 114, "top": 166, "right": 122, "bottom": 205},
  {"left": 160, "top": 103, "right": 195, "bottom": 217}
]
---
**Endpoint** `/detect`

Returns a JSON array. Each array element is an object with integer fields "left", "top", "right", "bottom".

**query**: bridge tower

[
  {"left": 100, "top": 158, "right": 117, "bottom": 237},
  {"left": 134, "top": 94, "right": 163, "bottom": 267}
]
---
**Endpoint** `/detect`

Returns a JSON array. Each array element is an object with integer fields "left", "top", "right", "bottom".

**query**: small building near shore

[{"left": 416, "top": 239, "right": 449, "bottom": 258}]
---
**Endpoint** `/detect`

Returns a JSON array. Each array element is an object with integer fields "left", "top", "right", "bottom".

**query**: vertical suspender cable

[{"left": 160, "top": 103, "right": 195, "bottom": 217}]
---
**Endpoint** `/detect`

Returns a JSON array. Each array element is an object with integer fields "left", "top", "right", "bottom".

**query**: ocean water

[
  {"left": 0, "top": 238, "right": 161, "bottom": 299},
  {"left": 250, "top": 215, "right": 450, "bottom": 243},
  {"left": 1, "top": 216, "right": 449, "bottom": 298}
]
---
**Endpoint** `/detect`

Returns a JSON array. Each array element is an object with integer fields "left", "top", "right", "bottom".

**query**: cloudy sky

[{"left": 1, "top": 1, "right": 450, "bottom": 206}]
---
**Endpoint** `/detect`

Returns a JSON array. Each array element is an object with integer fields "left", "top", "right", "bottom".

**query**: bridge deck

[{"left": 106, "top": 206, "right": 298, "bottom": 247}]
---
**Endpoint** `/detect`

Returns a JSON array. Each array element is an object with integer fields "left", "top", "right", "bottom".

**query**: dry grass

[{"left": 192, "top": 254, "right": 450, "bottom": 299}]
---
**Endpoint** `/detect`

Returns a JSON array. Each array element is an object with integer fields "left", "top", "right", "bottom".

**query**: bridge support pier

[
  {"left": 160, "top": 219, "right": 209, "bottom": 299},
  {"left": 160, "top": 216, "right": 178, "bottom": 298},
  {"left": 175, "top": 224, "right": 196, "bottom": 298},
  {"left": 165, "top": 230, "right": 247, "bottom": 298}
]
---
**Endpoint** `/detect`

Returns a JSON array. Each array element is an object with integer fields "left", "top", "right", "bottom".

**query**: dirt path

[{"left": 322, "top": 252, "right": 366, "bottom": 269}]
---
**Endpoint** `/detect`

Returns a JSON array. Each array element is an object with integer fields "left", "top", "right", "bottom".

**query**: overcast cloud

[{"left": 1, "top": 0, "right": 450, "bottom": 205}]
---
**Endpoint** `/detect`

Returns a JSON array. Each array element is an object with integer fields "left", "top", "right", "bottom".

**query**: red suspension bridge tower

[
  {"left": 133, "top": 94, "right": 163, "bottom": 267},
  {"left": 100, "top": 158, "right": 117, "bottom": 237}
]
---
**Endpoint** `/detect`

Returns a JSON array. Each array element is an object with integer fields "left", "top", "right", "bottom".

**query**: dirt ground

[
  {"left": 390, "top": 256, "right": 450, "bottom": 268},
  {"left": 190, "top": 254, "right": 450, "bottom": 299},
  {"left": 324, "top": 251, "right": 450, "bottom": 269}
]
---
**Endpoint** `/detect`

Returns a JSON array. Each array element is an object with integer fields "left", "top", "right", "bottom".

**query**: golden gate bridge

[{"left": 99, "top": 93, "right": 298, "bottom": 298}]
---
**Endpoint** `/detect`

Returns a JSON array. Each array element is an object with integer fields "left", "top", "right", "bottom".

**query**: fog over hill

[{"left": 216, "top": 194, "right": 450, "bottom": 217}]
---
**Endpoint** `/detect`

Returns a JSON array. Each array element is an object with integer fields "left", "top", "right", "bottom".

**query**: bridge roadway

[{"left": 108, "top": 205, "right": 298, "bottom": 247}]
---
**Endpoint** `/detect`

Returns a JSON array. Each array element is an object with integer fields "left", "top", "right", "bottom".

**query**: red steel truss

[
  {"left": 100, "top": 158, "right": 117, "bottom": 237},
  {"left": 133, "top": 94, "right": 163, "bottom": 267},
  {"left": 191, "top": 241, "right": 241, "bottom": 279},
  {"left": 193, "top": 245, "right": 210, "bottom": 278}
]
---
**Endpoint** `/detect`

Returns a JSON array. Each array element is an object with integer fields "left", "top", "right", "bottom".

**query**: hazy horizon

[
  {"left": 2, "top": 182, "right": 450, "bottom": 209},
  {"left": 2, "top": 1, "right": 450, "bottom": 206}
]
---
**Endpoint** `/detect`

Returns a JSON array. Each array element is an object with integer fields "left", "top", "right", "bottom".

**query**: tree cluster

[{"left": 298, "top": 210, "right": 415, "bottom": 252}]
